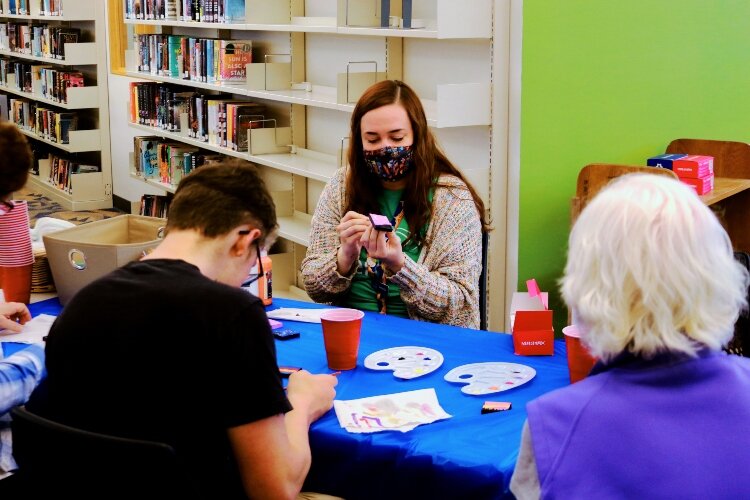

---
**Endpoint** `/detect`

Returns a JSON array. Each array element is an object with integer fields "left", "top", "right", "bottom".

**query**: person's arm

[
  {"left": 388, "top": 178, "right": 483, "bottom": 328},
  {"left": 0, "top": 302, "right": 32, "bottom": 333},
  {"left": 0, "top": 344, "right": 45, "bottom": 414},
  {"left": 510, "top": 420, "right": 541, "bottom": 500},
  {"left": 302, "top": 168, "right": 360, "bottom": 303},
  {"left": 227, "top": 371, "right": 336, "bottom": 499}
]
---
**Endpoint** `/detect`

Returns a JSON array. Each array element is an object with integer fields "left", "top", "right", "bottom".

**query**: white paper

[
  {"left": 333, "top": 388, "right": 451, "bottom": 434},
  {"left": 266, "top": 307, "right": 335, "bottom": 324},
  {"left": 0, "top": 314, "right": 56, "bottom": 344}
]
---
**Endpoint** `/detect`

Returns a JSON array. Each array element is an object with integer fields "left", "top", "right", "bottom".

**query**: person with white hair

[{"left": 510, "top": 173, "right": 750, "bottom": 499}]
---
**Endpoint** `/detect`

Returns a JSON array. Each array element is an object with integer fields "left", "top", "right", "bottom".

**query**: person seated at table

[
  {"left": 0, "top": 302, "right": 44, "bottom": 485},
  {"left": 510, "top": 174, "right": 750, "bottom": 499},
  {"left": 26, "top": 161, "right": 338, "bottom": 498},
  {"left": 301, "top": 80, "right": 489, "bottom": 329},
  {"left": 0, "top": 122, "right": 35, "bottom": 304}
]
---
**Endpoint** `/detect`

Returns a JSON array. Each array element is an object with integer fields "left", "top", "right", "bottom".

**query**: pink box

[
  {"left": 672, "top": 155, "right": 714, "bottom": 179},
  {"left": 681, "top": 174, "right": 714, "bottom": 195}
]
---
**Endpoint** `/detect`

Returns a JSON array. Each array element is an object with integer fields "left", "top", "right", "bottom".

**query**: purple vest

[{"left": 527, "top": 349, "right": 750, "bottom": 499}]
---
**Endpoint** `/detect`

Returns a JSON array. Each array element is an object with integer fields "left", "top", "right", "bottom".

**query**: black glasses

[
  {"left": 242, "top": 239, "right": 264, "bottom": 287},
  {"left": 0, "top": 199, "right": 14, "bottom": 215}
]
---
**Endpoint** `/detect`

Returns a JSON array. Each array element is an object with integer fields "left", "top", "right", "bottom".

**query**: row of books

[
  {"left": 125, "top": 0, "right": 246, "bottom": 23},
  {"left": 129, "top": 82, "right": 265, "bottom": 152},
  {"left": 140, "top": 194, "right": 171, "bottom": 218},
  {"left": 8, "top": 96, "right": 77, "bottom": 143},
  {"left": 0, "top": 58, "right": 83, "bottom": 102},
  {"left": 0, "top": 23, "right": 80, "bottom": 60},
  {"left": 46, "top": 152, "right": 100, "bottom": 194},
  {"left": 134, "top": 135, "right": 223, "bottom": 185},
  {"left": 135, "top": 34, "right": 252, "bottom": 83},
  {"left": 0, "top": 0, "right": 65, "bottom": 16}
]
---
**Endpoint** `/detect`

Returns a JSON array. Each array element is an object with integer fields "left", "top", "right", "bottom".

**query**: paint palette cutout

[
  {"left": 444, "top": 362, "right": 536, "bottom": 395},
  {"left": 364, "top": 346, "right": 444, "bottom": 379}
]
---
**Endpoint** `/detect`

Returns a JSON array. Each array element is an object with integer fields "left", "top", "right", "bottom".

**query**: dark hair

[
  {"left": 167, "top": 160, "right": 278, "bottom": 246},
  {"left": 345, "top": 80, "right": 489, "bottom": 247},
  {"left": 0, "top": 122, "right": 33, "bottom": 199}
]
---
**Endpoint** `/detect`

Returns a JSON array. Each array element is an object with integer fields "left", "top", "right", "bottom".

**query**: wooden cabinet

[
  {"left": 0, "top": 0, "right": 112, "bottom": 210},
  {"left": 665, "top": 138, "right": 750, "bottom": 253},
  {"left": 572, "top": 138, "right": 750, "bottom": 253},
  {"left": 117, "top": 0, "right": 499, "bottom": 302}
]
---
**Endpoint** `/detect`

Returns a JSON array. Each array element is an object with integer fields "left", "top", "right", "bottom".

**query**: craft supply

[
  {"left": 333, "top": 388, "right": 451, "bottom": 434},
  {"left": 273, "top": 329, "right": 300, "bottom": 340},
  {"left": 279, "top": 366, "right": 302, "bottom": 377},
  {"left": 269, "top": 318, "right": 283, "bottom": 330},
  {"left": 368, "top": 213, "right": 393, "bottom": 232},
  {"left": 444, "top": 362, "right": 536, "bottom": 395},
  {"left": 364, "top": 346, "right": 444, "bottom": 379},
  {"left": 481, "top": 401, "right": 512, "bottom": 414}
]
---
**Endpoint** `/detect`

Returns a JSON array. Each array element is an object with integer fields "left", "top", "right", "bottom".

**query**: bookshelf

[
  {"left": 115, "top": 0, "right": 502, "bottom": 307},
  {"left": 1, "top": 0, "right": 112, "bottom": 211}
]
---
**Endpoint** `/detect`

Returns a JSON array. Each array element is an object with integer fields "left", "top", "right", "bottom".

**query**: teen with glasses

[{"left": 27, "top": 160, "right": 338, "bottom": 498}]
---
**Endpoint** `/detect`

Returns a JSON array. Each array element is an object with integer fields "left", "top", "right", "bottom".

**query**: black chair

[
  {"left": 479, "top": 231, "right": 489, "bottom": 331},
  {"left": 10, "top": 405, "right": 184, "bottom": 498}
]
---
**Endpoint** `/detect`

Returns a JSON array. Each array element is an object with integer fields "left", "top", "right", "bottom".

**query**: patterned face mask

[{"left": 363, "top": 145, "right": 414, "bottom": 182}]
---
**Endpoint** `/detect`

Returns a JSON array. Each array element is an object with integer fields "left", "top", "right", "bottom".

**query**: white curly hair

[{"left": 561, "top": 173, "right": 749, "bottom": 361}]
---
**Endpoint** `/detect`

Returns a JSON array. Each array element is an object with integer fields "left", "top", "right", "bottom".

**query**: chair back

[
  {"left": 11, "top": 405, "right": 183, "bottom": 497},
  {"left": 479, "top": 231, "right": 489, "bottom": 330}
]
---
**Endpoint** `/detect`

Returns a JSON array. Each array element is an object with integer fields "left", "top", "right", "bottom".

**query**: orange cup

[
  {"left": 0, "top": 264, "right": 33, "bottom": 304},
  {"left": 562, "top": 325, "right": 597, "bottom": 384},
  {"left": 320, "top": 308, "right": 364, "bottom": 370}
]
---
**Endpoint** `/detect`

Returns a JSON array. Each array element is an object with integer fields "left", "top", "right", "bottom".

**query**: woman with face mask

[{"left": 302, "top": 80, "right": 489, "bottom": 329}]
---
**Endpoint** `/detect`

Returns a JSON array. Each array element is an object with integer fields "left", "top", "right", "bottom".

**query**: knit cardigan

[{"left": 301, "top": 167, "right": 482, "bottom": 329}]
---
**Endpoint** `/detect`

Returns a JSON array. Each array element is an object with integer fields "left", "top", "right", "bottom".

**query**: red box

[
  {"left": 510, "top": 279, "right": 554, "bottom": 356},
  {"left": 672, "top": 155, "right": 714, "bottom": 179},
  {"left": 681, "top": 174, "right": 714, "bottom": 195}
]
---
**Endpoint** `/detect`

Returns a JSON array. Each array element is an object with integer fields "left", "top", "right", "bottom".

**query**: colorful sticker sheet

[{"left": 333, "top": 388, "right": 451, "bottom": 433}]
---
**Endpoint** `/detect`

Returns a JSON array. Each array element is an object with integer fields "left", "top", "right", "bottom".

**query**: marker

[{"left": 330, "top": 371, "right": 341, "bottom": 377}]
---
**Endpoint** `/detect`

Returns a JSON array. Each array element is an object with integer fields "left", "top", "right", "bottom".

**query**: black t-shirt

[{"left": 27, "top": 259, "right": 291, "bottom": 496}]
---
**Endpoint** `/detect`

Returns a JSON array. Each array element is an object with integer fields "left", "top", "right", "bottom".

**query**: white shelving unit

[
  {"left": 120, "top": 0, "right": 502, "bottom": 310},
  {"left": 1, "top": 0, "right": 112, "bottom": 211}
]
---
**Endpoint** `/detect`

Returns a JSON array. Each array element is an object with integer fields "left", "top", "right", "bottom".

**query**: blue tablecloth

[{"left": 24, "top": 297, "right": 570, "bottom": 499}]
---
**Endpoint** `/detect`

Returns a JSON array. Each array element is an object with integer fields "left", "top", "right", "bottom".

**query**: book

[
  {"left": 56, "top": 29, "right": 80, "bottom": 60},
  {"left": 139, "top": 137, "right": 160, "bottom": 178},
  {"left": 218, "top": 40, "right": 252, "bottom": 82},
  {"left": 224, "top": 0, "right": 245, "bottom": 23}
]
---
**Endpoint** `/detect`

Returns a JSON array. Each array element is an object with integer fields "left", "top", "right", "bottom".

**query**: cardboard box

[
  {"left": 681, "top": 173, "right": 714, "bottom": 195},
  {"left": 43, "top": 215, "right": 166, "bottom": 305},
  {"left": 646, "top": 153, "right": 686, "bottom": 170},
  {"left": 672, "top": 155, "right": 714, "bottom": 179},
  {"left": 510, "top": 279, "right": 554, "bottom": 356}
]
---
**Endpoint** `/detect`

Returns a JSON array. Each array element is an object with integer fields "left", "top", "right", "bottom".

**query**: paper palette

[
  {"left": 444, "top": 362, "right": 536, "bottom": 395},
  {"left": 364, "top": 346, "right": 444, "bottom": 379}
]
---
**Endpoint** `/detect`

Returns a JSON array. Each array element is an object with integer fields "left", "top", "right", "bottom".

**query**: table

[{"left": 24, "top": 297, "right": 571, "bottom": 499}]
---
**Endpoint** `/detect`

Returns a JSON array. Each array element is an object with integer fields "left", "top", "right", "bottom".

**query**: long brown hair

[{"left": 345, "top": 80, "right": 489, "bottom": 248}]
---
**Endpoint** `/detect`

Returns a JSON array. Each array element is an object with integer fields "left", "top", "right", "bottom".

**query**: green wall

[{"left": 519, "top": 0, "right": 750, "bottom": 333}]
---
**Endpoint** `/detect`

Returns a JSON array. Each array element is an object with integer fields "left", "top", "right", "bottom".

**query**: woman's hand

[
  {"left": 336, "top": 211, "right": 370, "bottom": 275},
  {"left": 361, "top": 226, "right": 405, "bottom": 274},
  {"left": 0, "top": 302, "right": 32, "bottom": 333}
]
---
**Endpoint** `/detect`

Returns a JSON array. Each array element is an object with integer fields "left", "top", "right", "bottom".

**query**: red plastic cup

[
  {"left": 563, "top": 325, "right": 597, "bottom": 384},
  {"left": 320, "top": 308, "right": 364, "bottom": 370},
  {"left": 0, "top": 264, "right": 33, "bottom": 304}
]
